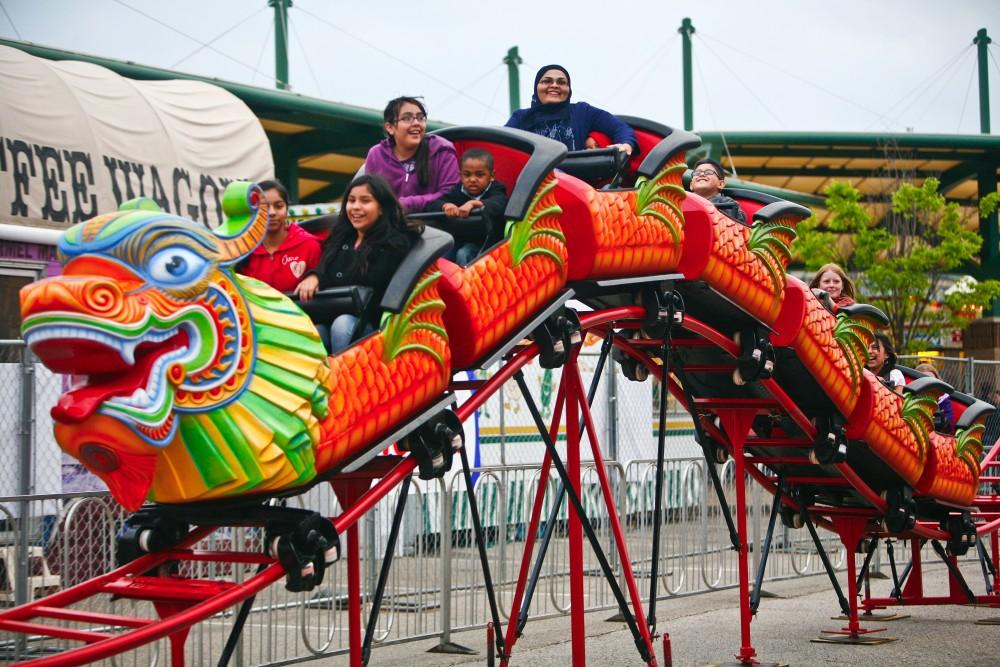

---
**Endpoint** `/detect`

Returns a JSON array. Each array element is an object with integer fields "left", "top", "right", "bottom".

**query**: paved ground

[{"left": 356, "top": 562, "right": 1000, "bottom": 667}]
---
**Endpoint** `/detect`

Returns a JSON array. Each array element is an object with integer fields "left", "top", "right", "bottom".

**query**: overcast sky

[{"left": 1, "top": 0, "right": 998, "bottom": 135}]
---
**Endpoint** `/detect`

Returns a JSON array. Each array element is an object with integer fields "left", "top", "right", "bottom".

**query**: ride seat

[
  {"left": 408, "top": 210, "right": 495, "bottom": 266},
  {"left": 289, "top": 226, "right": 453, "bottom": 349},
  {"left": 297, "top": 213, "right": 337, "bottom": 242}
]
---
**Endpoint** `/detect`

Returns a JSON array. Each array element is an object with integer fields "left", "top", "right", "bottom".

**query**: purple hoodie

[{"left": 363, "top": 134, "right": 460, "bottom": 213}]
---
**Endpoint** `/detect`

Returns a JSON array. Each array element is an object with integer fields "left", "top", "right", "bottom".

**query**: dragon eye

[{"left": 148, "top": 247, "right": 208, "bottom": 285}]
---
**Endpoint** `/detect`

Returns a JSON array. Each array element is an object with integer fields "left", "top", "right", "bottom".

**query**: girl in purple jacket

[{"left": 363, "top": 97, "right": 460, "bottom": 213}]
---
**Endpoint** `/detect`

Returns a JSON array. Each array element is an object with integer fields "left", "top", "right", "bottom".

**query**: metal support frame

[
  {"left": 929, "top": 540, "right": 976, "bottom": 603},
  {"left": 977, "top": 537, "right": 997, "bottom": 594},
  {"left": 647, "top": 337, "right": 670, "bottom": 633},
  {"left": 514, "top": 332, "right": 614, "bottom": 636},
  {"left": 503, "top": 354, "right": 656, "bottom": 666},
  {"left": 864, "top": 533, "right": 1000, "bottom": 610},
  {"left": 361, "top": 476, "right": 411, "bottom": 666},
  {"left": 457, "top": 444, "right": 507, "bottom": 660},
  {"left": 855, "top": 537, "right": 879, "bottom": 591},
  {"left": 813, "top": 517, "right": 890, "bottom": 645},
  {"left": 716, "top": 408, "right": 762, "bottom": 664},
  {"left": 750, "top": 473, "right": 784, "bottom": 614},
  {"left": 802, "top": 513, "right": 850, "bottom": 618},
  {"left": 672, "top": 363, "right": 741, "bottom": 551}
]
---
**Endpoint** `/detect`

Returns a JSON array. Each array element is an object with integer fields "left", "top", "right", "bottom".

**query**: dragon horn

[{"left": 214, "top": 182, "right": 268, "bottom": 264}]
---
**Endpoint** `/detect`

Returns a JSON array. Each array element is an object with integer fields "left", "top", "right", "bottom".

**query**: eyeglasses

[
  {"left": 692, "top": 168, "right": 722, "bottom": 178},
  {"left": 538, "top": 77, "right": 569, "bottom": 87},
  {"left": 395, "top": 113, "right": 427, "bottom": 124}
]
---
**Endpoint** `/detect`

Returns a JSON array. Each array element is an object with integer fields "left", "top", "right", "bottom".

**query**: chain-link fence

[{"left": 0, "top": 342, "right": 980, "bottom": 665}]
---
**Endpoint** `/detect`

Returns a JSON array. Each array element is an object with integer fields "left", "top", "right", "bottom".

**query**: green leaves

[
  {"left": 507, "top": 177, "right": 565, "bottom": 268},
  {"left": 980, "top": 192, "right": 1000, "bottom": 219},
  {"left": 635, "top": 162, "right": 686, "bottom": 246},
  {"left": 955, "top": 422, "right": 984, "bottom": 461},
  {"left": 833, "top": 312, "right": 876, "bottom": 389},
  {"left": 794, "top": 178, "right": 1000, "bottom": 352},
  {"left": 381, "top": 270, "right": 447, "bottom": 366},
  {"left": 748, "top": 220, "right": 796, "bottom": 295}
]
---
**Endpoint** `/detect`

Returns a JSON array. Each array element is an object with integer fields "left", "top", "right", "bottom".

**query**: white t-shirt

[{"left": 888, "top": 368, "right": 904, "bottom": 388}]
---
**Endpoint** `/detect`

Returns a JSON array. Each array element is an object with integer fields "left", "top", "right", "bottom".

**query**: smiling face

[
  {"left": 345, "top": 183, "right": 382, "bottom": 237},
  {"left": 264, "top": 187, "right": 288, "bottom": 234},
  {"left": 817, "top": 270, "right": 843, "bottom": 300},
  {"left": 384, "top": 101, "right": 426, "bottom": 156},
  {"left": 536, "top": 68, "right": 570, "bottom": 105},
  {"left": 690, "top": 165, "right": 724, "bottom": 198},
  {"left": 867, "top": 339, "right": 888, "bottom": 372}
]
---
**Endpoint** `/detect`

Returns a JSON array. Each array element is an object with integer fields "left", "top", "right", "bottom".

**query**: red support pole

[
  {"left": 832, "top": 518, "right": 864, "bottom": 635},
  {"left": 902, "top": 538, "right": 925, "bottom": 601},
  {"left": 717, "top": 409, "right": 760, "bottom": 665},
  {"left": 149, "top": 602, "right": 191, "bottom": 667},
  {"left": 565, "top": 354, "right": 586, "bottom": 666},
  {"left": 571, "top": 362, "right": 656, "bottom": 663},
  {"left": 331, "top": 474, "right": 386, "bottom": 667},
  {"left": 820, "top": 517, "right": 887, "bottom": 642},
  {"left": 992, "top": 529, "right": 999, "bottom": 593}
]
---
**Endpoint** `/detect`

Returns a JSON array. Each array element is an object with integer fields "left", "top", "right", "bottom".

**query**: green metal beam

[
  {"left": 269, "top": 0, "right": 291, "bottom": 90},
  {"left": 938, "top": 159, "right": 988, "bottom": 192},
  {"left": 283, "top": 128, "right": 380, "bottom": 156},
  {"left": 679, "top": 18, "right": 695, "bottom": 132},
  {"left": 734, "top": 166, "right": 949, "bottom": 179},
  {"left": 720, "top": 146, "right": 997, "bottom": 161},
  {"left": 301, "top": 177, "right": 353, "bottom": 203},
  {"left": 503, "top": 46, "right": 522, "bottom": 115},
  {"left": 270, "top": 136, "right": 300, "bottom": 201},
  {"left": 299, "top": 167, "right": 356, "bottom": 182},
  {"left": 697, "top": 130, "right": 1000, "bottom": 151},
  {"left": 974, "top": 28, "right": 992, "bottom": 134},
  {"left": 724, "top": 177, "right": 825, "bottom": 208}
]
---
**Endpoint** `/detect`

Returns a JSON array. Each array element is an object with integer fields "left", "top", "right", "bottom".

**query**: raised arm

[{"left": 581, "top": 102, "right": 639, "bottom": 153}]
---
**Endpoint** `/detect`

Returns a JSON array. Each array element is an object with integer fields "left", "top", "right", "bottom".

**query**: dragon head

[{"left": 21, "top": 183, "right": 329, "bottom": 510}]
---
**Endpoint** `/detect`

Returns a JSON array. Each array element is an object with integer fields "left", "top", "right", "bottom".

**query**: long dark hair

[
  {"left": 323, "top": 174, "right": 408, "bottom": 280},
  {"left": 383, "top": 96, "right": 431, "bottom": 187},
  {"left": 257, "top": 178, "right": 289, "bottom": 205},
  {"left": 871, "top": 332, "right": 898, "bottom": 380}
]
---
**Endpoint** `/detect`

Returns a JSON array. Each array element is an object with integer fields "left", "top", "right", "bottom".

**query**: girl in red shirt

[{"left": 238, "top": 180, "right": 321, "bottom": 292}]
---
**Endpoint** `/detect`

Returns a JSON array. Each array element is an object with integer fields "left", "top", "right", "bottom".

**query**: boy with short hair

[
  {"left": 688, "top": 158, "right": 746, "bottom": 224},
  {"left": 427, "top": 148, "right": 509, "bottom": 265}
]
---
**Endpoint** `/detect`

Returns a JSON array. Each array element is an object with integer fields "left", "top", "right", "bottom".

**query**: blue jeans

[
  {"left": 444, "top": 242, "right": 479, "bottom": 266},
  {"left": 455, "top": 243, "right": 479, "bottom": 266},
  {"left": 321, "top": 315, "right": 376, "bottom": 354}
]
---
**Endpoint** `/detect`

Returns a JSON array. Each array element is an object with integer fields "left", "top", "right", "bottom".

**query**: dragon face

[{"left": 20, "top": 184, "right": 274, "bottom": 509}]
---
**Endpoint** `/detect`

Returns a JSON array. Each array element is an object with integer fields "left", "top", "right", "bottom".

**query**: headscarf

[{"left": 519, "top": 64, "right": 574, "bottom": 138}]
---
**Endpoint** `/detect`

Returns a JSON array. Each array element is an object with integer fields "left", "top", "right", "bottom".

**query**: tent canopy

[{"left": 0, "top": 44, "right": 273, "bottom": 230}]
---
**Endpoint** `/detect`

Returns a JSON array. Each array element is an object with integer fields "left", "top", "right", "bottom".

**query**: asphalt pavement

[{"left": 355, "top": 561, "right": 1000, "bottom": 667}]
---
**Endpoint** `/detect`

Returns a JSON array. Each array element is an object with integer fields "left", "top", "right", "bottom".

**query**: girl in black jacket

[{"left": 295, "top": 174, "right": 414, "bottom": 352}]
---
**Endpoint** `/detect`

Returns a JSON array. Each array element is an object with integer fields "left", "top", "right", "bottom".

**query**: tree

[{"left": 793, "top": 178, "right": 1000, "bottom": 352}]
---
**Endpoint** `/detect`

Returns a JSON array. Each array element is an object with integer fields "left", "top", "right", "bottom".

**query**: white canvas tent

[{"left": 0, "top": 44, "right": 273, "bottom": 231}]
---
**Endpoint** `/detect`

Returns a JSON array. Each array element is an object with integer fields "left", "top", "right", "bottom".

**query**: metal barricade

[{"left": 2, "top": 334, "right": 987, "bottom": 666}]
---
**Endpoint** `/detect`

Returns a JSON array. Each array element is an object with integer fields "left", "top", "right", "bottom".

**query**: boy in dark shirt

[
  {"left": 688, "top": 158, "right": 747, "bottom": 224},
  {"left": 427, "top": 148, "right": 509, "bottom": 265}
]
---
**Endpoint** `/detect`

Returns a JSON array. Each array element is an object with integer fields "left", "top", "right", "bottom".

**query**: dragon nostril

[
  {"left": 83, "top": 281, "right": 124, "bottom": 317},
  {"left": 80, "top": 443, "right": 121, "bottom": 473}
]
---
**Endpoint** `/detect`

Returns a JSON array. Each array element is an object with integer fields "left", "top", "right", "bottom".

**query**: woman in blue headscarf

[{"left": 505, "top": 64, "right": 638, "bottom": 155}]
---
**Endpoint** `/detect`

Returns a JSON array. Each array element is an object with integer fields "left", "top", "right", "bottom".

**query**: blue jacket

[{"left": 506, "top": 102, "right": 638, "bottom": 152}]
